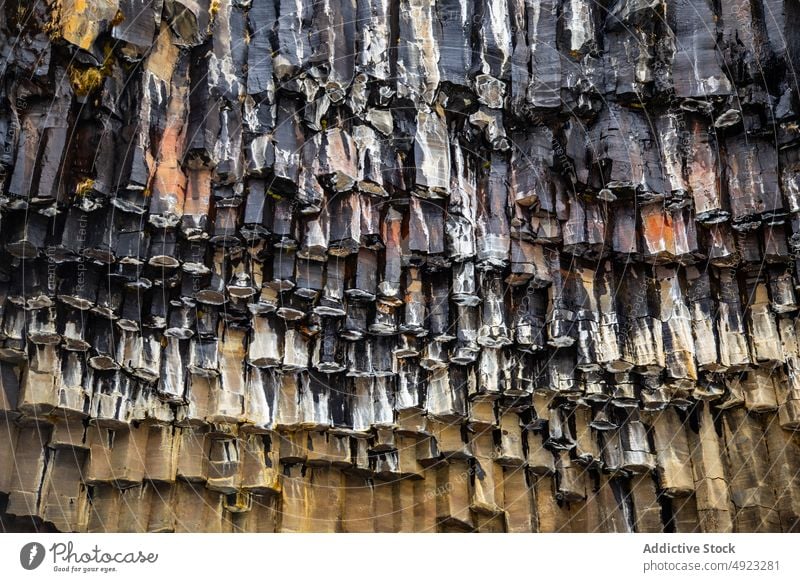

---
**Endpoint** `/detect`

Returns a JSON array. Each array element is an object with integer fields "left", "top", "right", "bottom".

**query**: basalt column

[{"left": 1, "top": 0, "right": 800, "bottom": 533}]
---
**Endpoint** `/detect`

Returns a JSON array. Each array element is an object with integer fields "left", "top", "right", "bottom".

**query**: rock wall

[{"left": 1, "top": 0, "right": 800, "bottom": 532}]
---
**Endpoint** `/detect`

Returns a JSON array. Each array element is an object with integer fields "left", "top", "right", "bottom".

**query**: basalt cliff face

[{"left": 1, "top": 0, "right": 800, "bottom": 533}]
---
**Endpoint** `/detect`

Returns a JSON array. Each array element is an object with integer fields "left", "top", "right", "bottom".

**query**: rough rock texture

[{"left": 1, "top": 0, "right": 800, "bottom": 533}]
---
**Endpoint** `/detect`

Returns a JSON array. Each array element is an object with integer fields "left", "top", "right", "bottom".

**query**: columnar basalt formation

[{"left": 1, "top": 0, "right": 800, "bottom": 533}]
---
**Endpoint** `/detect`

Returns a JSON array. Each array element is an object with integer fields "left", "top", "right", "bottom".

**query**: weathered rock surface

[{"left": 1, "top": 0, "right": 800, "bottom": 533}]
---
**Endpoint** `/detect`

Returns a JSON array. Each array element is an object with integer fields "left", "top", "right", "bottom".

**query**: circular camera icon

[{"left": 20, "top": 542, "right": 46, "bottom": 570}]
